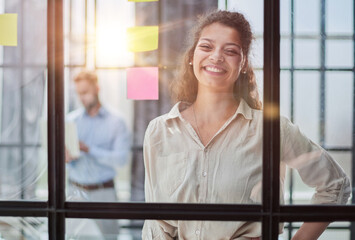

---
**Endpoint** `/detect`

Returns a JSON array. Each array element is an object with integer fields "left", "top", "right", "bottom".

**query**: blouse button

[
  {"left": 202, "top": 171, "right": 207, "bottom": 177},
  {"left": 195, "top": 229, "right": 200, "bottom": 235}
]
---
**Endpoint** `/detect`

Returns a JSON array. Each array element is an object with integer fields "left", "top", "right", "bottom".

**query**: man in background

[{"left": 66, "top": 70, "right": 130, "bottom": 239}]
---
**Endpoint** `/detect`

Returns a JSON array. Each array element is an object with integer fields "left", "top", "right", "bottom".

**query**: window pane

[
  {"left": 280, "top": 70, "right": 291, "bottom": 118},
  {"left": 326, "top": 40, "right": 353, "bottom": 68},
  {"left": 23, "top": 0, "right": 47, "bottom": 65},
  {"left": 280, "top": 0, "right": 291, "bottom": 35},
  {"left": 294, "top": 39, "right": 320, "bottom": 68},
  {"left": 0, "top": 147, "right": 47, "bottom": 200},
  {"left": 64, "top": 0, "right": 86, "bottom": 66},
  {"left": 66, "top": 219, "right": 264, "bottom": 239},
  {"left": 281, "top": 222, "right": 351, "bottom": 240},
  {"left": 281, "top": 0, "right": 353, "bottom": 208},
  {"left": 66, "top": 218, "right": 135, "bottom": 240},
  {"left": 281, "top": 38, "right": 291, "bottom": 69},
  {"left": 325, "top": 72, "right": 353, "bottom": 147},
  {"left": 294, "top": 71, "right": 320, "bottom": 143},
  {"left": 250, "top": 38, "right": 263, "bottom": 68},
  {"left": 64, "top": 2, "right": 265, "bottom": 206},
  {"left": 0, "top": 68, "right": 21, "bottom": 144},
  {"left": 294, "top": 0, "right": 320, "bottom": 34},
  {"left": 326, "top": 0, "right": 353, "bottom": 35},
  {"left": 0, "top": 0, "right": 47, "bottom": 200},
  {"left": 0, "top": 217, "right": 47, "bottom": 240},
  {"left": 283, "top": 150, "right": 351, "bottom": 205}
]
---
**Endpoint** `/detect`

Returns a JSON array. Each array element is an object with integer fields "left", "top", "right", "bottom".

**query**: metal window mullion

[
  {"left": 94, "top": 0, "right": 97, "bottom": 69},
  {"left": 351, "top": 0, "right": 355, "bottom": 239},
  {"left": 263, "top": 0, "right": 280, "bottom": 239},
  {"left": 84, "top": 0, "right": 88, "bottom": 68},
  {"left": 287, "top": 0, "right": 295, "bottom": 238},
  {"left": 19, "top": 0, "right": 25, "bottom": 201},
  {"left": 47, "top": 0, "right": 65, "bottom": 239},
  {"left": 320, "top": 0, "right": 326, "bottom": 147}
]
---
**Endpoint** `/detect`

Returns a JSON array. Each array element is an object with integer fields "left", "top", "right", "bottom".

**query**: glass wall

[
  {"left": 279, "top": 0, "right": 353, "bottom": 207},
  {"left": 0, "top": 217, "right": 47, "bottom": 240},
  {"left": 0, "top": 0, "right": 354, "bottom": 239},
  {"left": 0, "top": 0, "right": 47, "bottom": 200}
]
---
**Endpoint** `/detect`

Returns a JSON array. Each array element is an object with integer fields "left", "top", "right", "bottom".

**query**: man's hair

[{"left": 74, "top": 70, "right": 98, "bottom": 85}]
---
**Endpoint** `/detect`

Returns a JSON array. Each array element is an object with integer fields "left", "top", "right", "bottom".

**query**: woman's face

[{"left": 192, "top": 22, "right": 245, "bottom": 93}]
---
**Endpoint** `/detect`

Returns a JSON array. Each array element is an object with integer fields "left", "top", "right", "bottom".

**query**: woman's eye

[
  {"left": 199, "top": 45, "right": 211, "bottom": 50},
  {"left": 225, "top": 49, "right": 240, "bottom": 55}
]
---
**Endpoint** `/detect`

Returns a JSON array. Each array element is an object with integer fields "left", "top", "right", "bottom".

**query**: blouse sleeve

[
  {"left": 280, "top": 117, "right": 351, "bottom": 204},
  {"left": 142, "top": 120, "right": 178, "bottom": 239}
]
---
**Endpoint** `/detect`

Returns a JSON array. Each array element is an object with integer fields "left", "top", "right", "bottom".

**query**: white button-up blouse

[{"left": 142, "top": 99, "right": 351, "bottom": 240}]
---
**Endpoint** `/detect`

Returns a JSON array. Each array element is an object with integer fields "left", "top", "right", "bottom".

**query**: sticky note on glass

[
  {"left": 127, "top": 67, "right": 159, "bottom": 100},
  {"left": 128, "top": 0, "right": 158, "bottom": 2},
  {"left": 127, "top": 26, "right": 158, "bottom": 52},
  {"left": 0, "top": 14, "right": 17, "bottom": 46}
]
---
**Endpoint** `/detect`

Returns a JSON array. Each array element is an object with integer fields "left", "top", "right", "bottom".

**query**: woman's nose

[{"left": 209, "top": 50, "right": 224, "bottom": 63}]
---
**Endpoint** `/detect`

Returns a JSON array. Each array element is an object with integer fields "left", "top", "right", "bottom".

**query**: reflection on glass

[
  {"left": 66, "top": 219, "right": 141, "bottom": 240},
  {"left": 0, "top": 70, "right": 47, "bottom": 200},
  {"left": 0, "top": 217, "right": 47, "bottom": 240}
]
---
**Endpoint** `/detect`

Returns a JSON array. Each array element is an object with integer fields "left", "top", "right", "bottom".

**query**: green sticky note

[
  {"left": 127, "top": 26, "right": 158, "bottom": 52},
  {"left": 0, "top": 14, "right": 17, "bottom": 46},
  {"left": 128, "top": 0, "right": 158, "bottom": 2}
]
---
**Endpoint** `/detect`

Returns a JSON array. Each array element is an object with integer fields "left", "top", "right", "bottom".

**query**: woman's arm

[
  {"left": 292, "top": 222, "right": 330, "bottom": 240},
  {"left": 281, "top": 117, "right": 350, "bottom": 239}
]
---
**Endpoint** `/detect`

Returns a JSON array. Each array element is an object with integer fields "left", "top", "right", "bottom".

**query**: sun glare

[{"left": 96, "top": 25, "right": 134, "bottom": 67}]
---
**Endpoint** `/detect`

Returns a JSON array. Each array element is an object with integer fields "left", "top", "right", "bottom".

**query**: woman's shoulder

[{"left": 147, "top": 114, "right": 169, "bottom": 129}]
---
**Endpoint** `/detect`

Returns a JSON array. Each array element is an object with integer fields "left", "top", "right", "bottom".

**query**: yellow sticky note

[
  {"left": 0, "top": 14, "right": 17, "bottom": 46},
  {"left": 127, "top": 26, "right": 158, "bottom": 52},
  {"left": 128, "top": 0, "right": 158, "bottom": 2}
]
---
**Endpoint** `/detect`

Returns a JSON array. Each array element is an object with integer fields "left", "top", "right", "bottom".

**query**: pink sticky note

[{"left": 127, "top": 67, "right": 159, "bottom": 100}]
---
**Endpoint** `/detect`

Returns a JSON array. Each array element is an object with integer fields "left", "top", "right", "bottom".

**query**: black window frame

[{"left": 0, "top": 0, "right": 354, "bottom": 239}]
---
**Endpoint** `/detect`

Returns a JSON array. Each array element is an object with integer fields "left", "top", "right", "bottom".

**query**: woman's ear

[{"left": 189, "top": 57, "right": 193, "bottom": 65}]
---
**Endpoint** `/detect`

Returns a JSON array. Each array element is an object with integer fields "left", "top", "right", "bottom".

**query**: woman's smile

[{"left": 203, "top": 64, "right": 227, "bottom": 74}]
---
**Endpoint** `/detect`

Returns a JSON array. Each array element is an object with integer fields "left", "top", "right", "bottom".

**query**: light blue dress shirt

[{"left": 66, "top": 106, "right": 131, "bottom": 185}]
